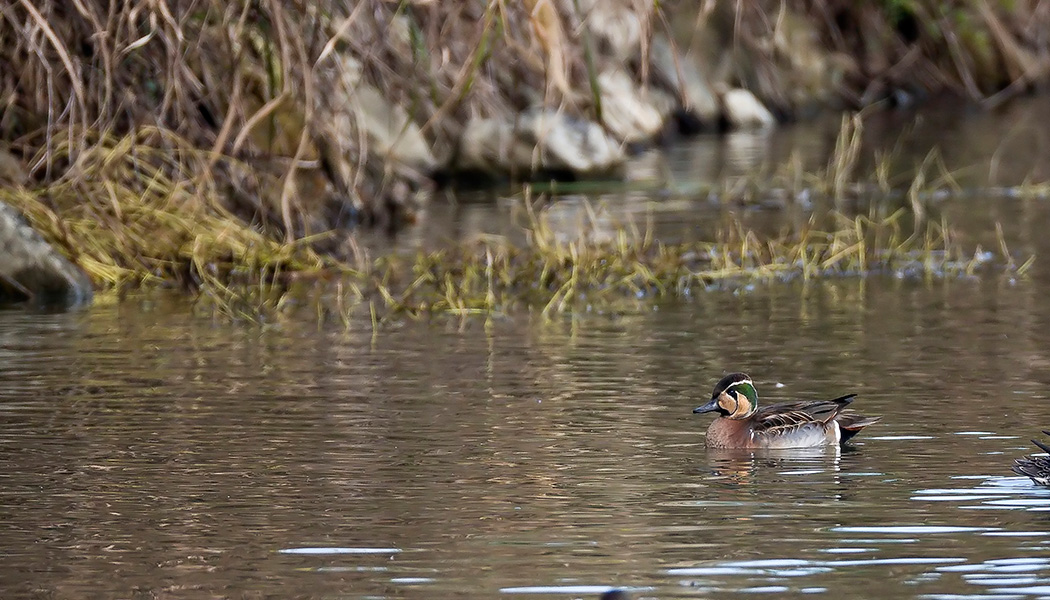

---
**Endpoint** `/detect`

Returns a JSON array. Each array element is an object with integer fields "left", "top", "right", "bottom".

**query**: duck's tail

[
  {"left": 836, "top": 412, "right": 881, "bottom": 444},
  {"left": 1033, "top": 430, "right": 1050, "bottom": 454}
]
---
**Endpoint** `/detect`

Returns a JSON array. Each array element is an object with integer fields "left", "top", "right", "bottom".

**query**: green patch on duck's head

[{"left": 713, "top": 372, "right": 758, "bottom": 404}]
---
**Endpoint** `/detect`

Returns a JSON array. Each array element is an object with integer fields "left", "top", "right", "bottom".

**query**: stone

[
  {"left": 575, "top": 0, "right": 646, "bottom": 62},
  {"left": 769, "top": 9, "right": 855, "bottom": 114},
  {"left": 349, "top": 84, "right": 437, "bottom": 172},
  {"left": 597, "top": 69, "right": 667, "bottom": 143},
  {"left": 457, "top": 109, "right": 624, "bottom": 175},
  {"left": 722, "top": 88, "right": 776, "bottom": 129},
  {"left": 649, "top": 34, "right": 722, "bottom": 125},
  {"left": 0, "top": 149, "right": 27, "bottom": 186},
  {"left": 0, "top": 201, "right": 93, "bottom": 308},
  {"left": 332, "top": 56, "right": 436, "bottom": 173},
  {"left": 458, "top": 118, "right": 532, "bottom": 174}
]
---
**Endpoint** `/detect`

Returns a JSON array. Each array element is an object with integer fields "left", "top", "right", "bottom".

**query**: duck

[
  {"left": 1012, "top": 431, "right": 1050, "bottom": 485},
  {"left": 692, "top": 372, "right": 881, "bottom": 448}
]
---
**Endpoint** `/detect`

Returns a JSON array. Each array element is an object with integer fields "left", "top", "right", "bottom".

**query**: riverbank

[{"left": 2, "top": 1, "right": 1048, "bottom": 309}]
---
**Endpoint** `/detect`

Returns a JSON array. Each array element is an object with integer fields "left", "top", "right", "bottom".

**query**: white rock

[
  {"left": 458, "top": 118, "right": 530, "bottom": 173},
  {"left": 349, "top": 85, "right": 437, "bottom": 171},
  {"left": 528, "top": 110, "right": 624, "bottom": 172},
  {"left": 649, "top": 34, "right": 721, "bottom": 124},
  {"left": 598, "top": 69, "right": 666, "bottom": 143},
  {"left": 574, "top": 0, "right": 645, "bottom": 61},
  {"left": 331, "top": 55, "right": 437, "bottom": 172},
  {"left": 722, "top": 88, "right": 776, "bottom": 130},
  {"left": 458, "top": 109, "right": 624, "bottom": 175}
]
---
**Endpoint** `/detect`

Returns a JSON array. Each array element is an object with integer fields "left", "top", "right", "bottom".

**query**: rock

[
  {"left": 457, "top": 109, "right": 624, "bottom": 175},
  {"left": 332, "top": 56, "right": 436, "bottom": 173},
  {"left": 649, "top": 34, "right": 722, "bottom": 125},
  {"left": 0, "top": 149, "right": 27, "bottom": 186},
  {"left": 0, "top": 201, "right": 93, "bottom": 308},
  {"left": 576, "top": 0, "right": 646, "bottom": 61},
  {"left": 598, "top": 69, "right": 667, "bottom": 143},
  {"left": 353, "top": 85, "right": 436, "bottom": 172},
  {"left": 458, "top": 118, "right": 530, "bottom": 174},
  {"left": 722, "top": 88, "right": 776, "bottom": 129},
  {"left": 770, "top": 9, "right": 855, "bottom": 114}
]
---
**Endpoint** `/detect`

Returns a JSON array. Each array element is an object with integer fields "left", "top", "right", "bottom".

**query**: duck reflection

[{"left": 703, "top": 445, "right": 843, "bottom": 484}]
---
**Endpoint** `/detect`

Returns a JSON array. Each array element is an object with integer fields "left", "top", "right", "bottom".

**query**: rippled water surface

[{"left": 6, "top": 99, "right": 1050, "bottom": 599}]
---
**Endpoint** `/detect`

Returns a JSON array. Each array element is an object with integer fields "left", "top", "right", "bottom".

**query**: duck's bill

[{"left": 693, "top": 398, "right": 719, "bottom": 414}]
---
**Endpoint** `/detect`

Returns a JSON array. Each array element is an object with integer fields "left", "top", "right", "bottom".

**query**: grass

[
  {"left": 3, "top": 0, "right": 1043, "bottom": 321},
  {"left": 1, "top": 118, "right": 1036, "bottom": 326},
  {"left": 176, "top": 192, "right": 1032, "bottom": 328},
  {"left": 2, "top": 0, "right": 1044, "bottom": 329},
  {"left": 7, "top": 1, "right": 1050, "bottom": 232},
  {"left": 2, "top": 128, "right": 338, "bottom": 293},
  {"left": 360, "top": 200, "right": 1030, "bottom": 322}
]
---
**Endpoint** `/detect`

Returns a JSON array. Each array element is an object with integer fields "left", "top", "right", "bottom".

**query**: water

[
  {"left": 4, "top": 277, "right": 1050, "bottom": 598},
  {"left": 399, "top": 95, "right": 1050, "bottom": 253},
  {"left": 5, "top": 97, "right": 1050, "bottom": 598}
]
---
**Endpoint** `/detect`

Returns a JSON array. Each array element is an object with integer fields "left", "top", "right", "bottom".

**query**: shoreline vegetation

[
  {"left": 1, "top": 1, "right": 1047, "bottom": 314},
  {"left": 216, "top": 199, "right": 1034, "bottom": 328}
]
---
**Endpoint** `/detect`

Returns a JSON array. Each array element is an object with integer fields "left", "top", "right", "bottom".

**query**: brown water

[{"left": 5, "top": 97, "right": 1050, "bottom": 599}]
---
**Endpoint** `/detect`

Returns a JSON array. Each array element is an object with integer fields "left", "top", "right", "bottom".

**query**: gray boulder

[
  {"left": 722, "top": 88, "right": 777, "bottom": 129},
  {"left": 0, "top": 201, "right": 93, "bottom": 308},
  {"left": 598, "top": 68, "right": 669, "bottom": 143},
  {"left": 649, "top": 34, "right": 722, "bottom": 125},
  {"left": 458, "top": 109, "right": 624, "bottom": 176}
]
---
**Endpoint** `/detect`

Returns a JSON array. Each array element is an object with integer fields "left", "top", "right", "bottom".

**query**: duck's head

[{"left": 693, "top": 372, "right": 758, "bottom": 419}]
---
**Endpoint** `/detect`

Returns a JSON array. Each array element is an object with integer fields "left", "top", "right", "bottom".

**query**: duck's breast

[{"left": 705, "top": 418, "right": 753, "bottom": 448}]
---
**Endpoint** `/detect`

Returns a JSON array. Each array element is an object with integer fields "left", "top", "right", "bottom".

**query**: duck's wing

[
  {"left": 752, "top": 395, "right": 856, "bottom": 435},
  {"left": 1013, "top": 458, "right": 1050, "bottom": 484},
  {"left": 1013, "top": 432, "right": 1050, "bottom": 485}
]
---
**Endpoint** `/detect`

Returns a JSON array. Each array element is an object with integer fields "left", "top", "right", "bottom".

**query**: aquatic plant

[
  {"left": 177, "top": 189, "right": 1031, "bottom": 327},
  {"left": 357, "top": 200, "right": 1030, "bottom": 323}
]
